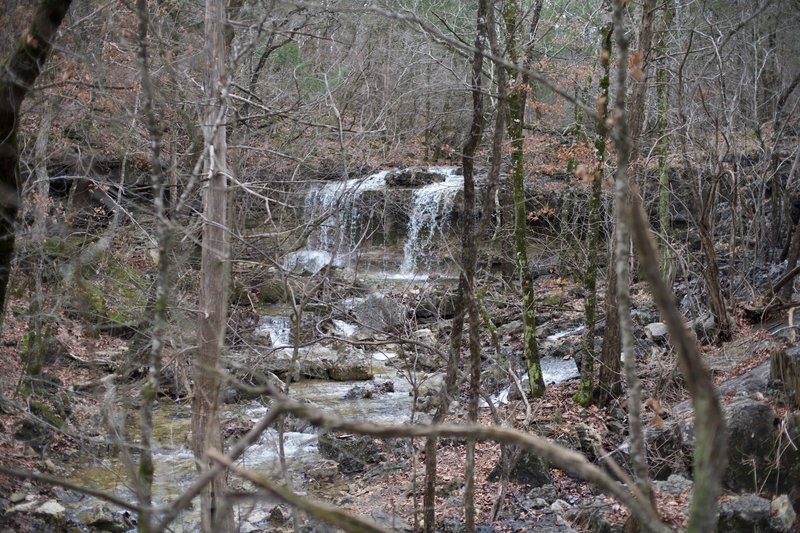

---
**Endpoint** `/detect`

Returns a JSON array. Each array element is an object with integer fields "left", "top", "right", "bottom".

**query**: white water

[
  {"left": 304, "top": 170, "right": 391, "bottom": 262},
  {"left": 400, "top": 168, "right": 463, "bottom": 273},
  {"left": 302, "top": 167, "right": 463, "bottom": 272},
  {"left": 255, "top": 315, "right": 292, "bottom": 347}
]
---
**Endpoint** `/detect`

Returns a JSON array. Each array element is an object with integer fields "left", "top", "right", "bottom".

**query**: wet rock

[
  {"left": 717, "top": 493, "right": 792, "bottom": 532},
  {"left": 488, "top": 447, "right": 552, "bottom": 488},
  {"left": 8, "top": 499, "right": 66, "bottom": 522},
  {"left": 78, "top": 506, "right": 132, "bottom": 532},
  {"left": 317, "top": 432, "right": 386, "bottom": 474},
  {"left": 351, "top": 293, "right": 406, "bottom": 333},
  {"left": 283, "top": 250, "right": 333, "bottom": 275},
  {"left": 327, "top": 349, "right": 373, "bottom": 381},
  {"left": 385, "top": 167, "right": 446, "bottom": 187},
  {"left": 252, "top": 348, "right": 329, "bottom": 382},
  {"left": 644, "top": 322, "right": 669, "bottom": 342}
]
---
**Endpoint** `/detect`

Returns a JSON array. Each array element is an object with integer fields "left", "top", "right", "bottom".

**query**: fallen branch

[
  {"left": 270, "top": 393, "right": 668, "bottom": 533},
  {"left": 0, "top": 465, "right": 143, "bottom": 513},
  {"left": 208, "top": 451, "right": 389, "bottom": 533}
]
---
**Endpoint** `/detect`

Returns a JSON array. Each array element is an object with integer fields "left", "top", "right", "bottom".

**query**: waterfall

[
  {"left": 400, "top": 168, "right": 463, "bottom": 273},
  {"left": 302, "top": 167, "right": 463, "bottom": 272},
  {"left": 304, "top": 170, "right": 390, "bottom": 262}
]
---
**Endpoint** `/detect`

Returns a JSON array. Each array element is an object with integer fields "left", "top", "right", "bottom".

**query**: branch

[
  {"left": 209, "top": 451, "right": 389, "bottom": 533},
  {"left": 0, "top": 465, "right": 144, "bottom": 513},
  {"left": 270, "top": 394, "right": 668, "bottom": 533}
]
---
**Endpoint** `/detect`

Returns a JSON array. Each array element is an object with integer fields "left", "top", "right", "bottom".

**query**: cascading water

[
  {"left": 400, "top": 168, "right": 463, "bottom": 273},
  {"left": 303, "top": 170, "right": 391, "bottom": 263},
  {"left": 302, "top": 166, "right": 463, "bottom": 273}
]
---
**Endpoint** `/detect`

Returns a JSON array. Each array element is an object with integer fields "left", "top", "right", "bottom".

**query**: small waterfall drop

[
  {"left": 303, "top": 166, "right": 463, "bottom": 273},
  {"left": 304, "top": 171, "right": 390, "bottom": 262},
  {"left": 400, "top": 168, "right": 463, "bottom": 273}
]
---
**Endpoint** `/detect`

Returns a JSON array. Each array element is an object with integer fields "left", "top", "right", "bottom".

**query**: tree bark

[
  {"left": 0, "top": 0, "right": 74, "bottom": 335},
  {"left": 627, "top": 0, "right": 657, "bottom": 159},
  {"left": 504, "top": 0, "right": 546, "bottom": 399},
  {"left": 610, "top": 0, "right": 653, "bottom": 512},
  {"left": 135, "top": 0, "right": 170, "bottom": 530},
  {"left": 191, "top": 0, "right": 233, "bottom": 531},
  {"left": 575, "top": 22, "right": 612, "bottom": 406},
  {"left": 462, "top": 2, "right": 489, "bottom": 529}
]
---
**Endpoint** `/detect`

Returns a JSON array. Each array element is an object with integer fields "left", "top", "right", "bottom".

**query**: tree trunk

[
  {"left": 575, "top": 22, "right": 612, "bottom": 406},
  {"left": 191, "top": 0, "right": 233, "bottom": 531},
  {"left": 610, "top": 0, "right": 653, "bottom": 512},
  {"left": 627, "top": 0, "right": 657, "bottom": 160},
  {"left": 504, "top": 0, "right": 546, "bottom": 399},
  {"left": 0, "top": 0, "right": 74, "bottom": 335},
  {"left": 656, "top": 1, "right": 674, "bottom": 282},
  {"left": 462, "top": 2, "right": 488, "bottom": 531},
  {"left": 135, "top": 0, "right": 170, "bottom": 530},
  {"left": 597, "top": 241, "right": 622, "bottom": 406}
]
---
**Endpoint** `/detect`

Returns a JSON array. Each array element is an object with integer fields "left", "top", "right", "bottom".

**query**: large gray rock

[
  {"left": 488, "top": 447, "right": 552, "bottom": 488},
  {"left": 78, "top": 506, "right": 132, "bottom": 532},
  {"left": 327, "top": 348, "right": 374, "bottom": 381},
  {"left": 283, "top": 250, "right": 333, "bottom": 275},
  {"left": 718, "top": 493, "right": 795, "bottom": 532},
  {"left": 644, "top": 322, "right": 669, "bottom": 342},
  {"left": 722, "top": 398, "right": 780, "bottom": 492},
  {"left": 251, "top": 348, "right": 330, "bottom": 382},
  {"left": 350, "top": 293, "right": 406, "bottom": 333},
  {"left": 413, "top": 287, "right": 458, "bottom": 321}
]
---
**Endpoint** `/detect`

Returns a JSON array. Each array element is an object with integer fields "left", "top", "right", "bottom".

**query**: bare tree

[
  {"left": 191, "top": 0, "right": 234, "bottom": 530},
  {"left": 0, "top": 0, "right": 74, "bottom": 335}
]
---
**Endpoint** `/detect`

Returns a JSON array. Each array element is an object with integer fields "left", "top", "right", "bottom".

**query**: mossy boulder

[
  {"left": 258, "top": 279, "right": 286, "bottom": 305},
  {"left": 66, "top": 255, "right": 148, "bottom": 334}
]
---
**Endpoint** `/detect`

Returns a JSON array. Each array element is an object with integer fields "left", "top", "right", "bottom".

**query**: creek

[{"left": 64, "top": 166, "right": 580, "bottom": 531}]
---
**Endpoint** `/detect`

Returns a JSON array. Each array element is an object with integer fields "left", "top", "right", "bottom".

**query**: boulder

[
  {"left": 251, "top": 348, "right": 330, "bottom": 382},
  {"left": 351, "top": 293, "right": 406, "bottom": 333},
  {"left": 78, "top": 506, "right": 132, "bottom": 532},
  {"left": 717, "top": 493, "right": 794, "bottom": 533},
  {"left": 722, "top": 398, "right": 780, "bottom": 491},
  {"left": 257, "top": 278, "right": 286, "bottom": 305},
  {"left": 385, "top": 168, "right": 446, "bottom": 187},
  {"left": 413, "top": 287, "right": 457, "bottom": 321},
  {"left": 8, "top": 499, "right": 66, "bottom": 522},
  {"left": 317, "top": 432, "right": 386, "bottom": 474},
  {"left": 644, "top": 322, "right": 669, "bottom": 343},
  {"left": 370, "top": 509, "right": 413, "bottom": 532},
  {"left": 327, "top": 348, "right": 374, "bottom": 381},
  {"left": 283, "top": 250, "right": 333, "bottom": 275},
  {"left": 488, "top": 447, "right": 552, "bottom": 488}
]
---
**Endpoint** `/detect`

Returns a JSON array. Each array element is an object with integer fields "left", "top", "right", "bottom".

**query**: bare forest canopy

[{"left": 1, "top": 0, "right": 799, "bottom": 532}]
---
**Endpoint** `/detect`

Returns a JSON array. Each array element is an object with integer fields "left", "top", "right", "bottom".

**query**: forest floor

[{"left": 0, "top": 259, "right": 788, "bottom": 532}]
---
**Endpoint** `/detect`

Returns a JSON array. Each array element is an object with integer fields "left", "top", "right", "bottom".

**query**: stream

[{"left": 64, "top": 166, "right": 581, "bottom": 531}]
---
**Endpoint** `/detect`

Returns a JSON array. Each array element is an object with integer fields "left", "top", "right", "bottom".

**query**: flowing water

[
  {"left": 303, "top": 166, "right": 464, "bottom": 272},
  {"left": 64, "top": 167, "right": 580, "bottom": 530}
]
